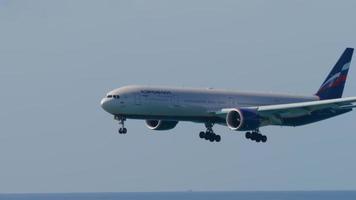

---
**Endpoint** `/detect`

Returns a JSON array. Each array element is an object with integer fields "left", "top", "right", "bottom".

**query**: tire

[
  {"left": 255, "top": 134, "right": 261, "bottom": 142},
  {"left": 209, "top": 134, "right": 215, "bottom": 142},
  {"left": 123, "top": 128, "right": 127, "bottom": 134},
  {"left": 262, "top": 135, "right": 267, "bottom": 143},
  {"left": 199, "top": 131, "right": 205, "bottom": 139},
  {"left": 245, "top": 132, "right": 251, "bottom": 139},
  {"left": 250, "top": 132, "right": 256, "bottom": 141},
  {"left": 215, "top": 135, "right": 221, "bottom": 142}
]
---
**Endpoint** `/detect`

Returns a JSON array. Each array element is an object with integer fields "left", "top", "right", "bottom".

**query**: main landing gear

[
  {"left": 199, "top": 123, "right": 221, "bottom": 143},
  {"left": 115, "top": 115, "right": 127, "bottom": 134},
  {"left": 245, "top": 130, "right": 267, "bottom": 143}
]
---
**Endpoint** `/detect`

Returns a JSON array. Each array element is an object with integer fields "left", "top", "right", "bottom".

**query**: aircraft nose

[{"left": 100, "top": 98, "right": 112, "bottom": 113}]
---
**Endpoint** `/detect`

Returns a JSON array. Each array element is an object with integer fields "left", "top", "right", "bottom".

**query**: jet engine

[
  {"left": 226, "top": 108, "right": 261, "bottom": 131},
  {"left": 145, "top": 120, "right": 179, "bottom": 131}
]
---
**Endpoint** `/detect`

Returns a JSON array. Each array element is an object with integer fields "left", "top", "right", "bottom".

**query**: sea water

[{"left": 0, "top": 191, "right": 355, "bottom": 200}]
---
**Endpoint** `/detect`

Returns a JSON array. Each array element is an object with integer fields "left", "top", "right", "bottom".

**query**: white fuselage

[{"left": 100, "top": 85, "right": 318, "bottom": 122}]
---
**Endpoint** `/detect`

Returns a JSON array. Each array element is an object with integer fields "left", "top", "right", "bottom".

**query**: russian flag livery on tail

[
  {"left": 316, "top": 48, "right": 353, "bottom": 100},
  {"left": 101, "top": 48, "right": 356, "bottom": 143}
]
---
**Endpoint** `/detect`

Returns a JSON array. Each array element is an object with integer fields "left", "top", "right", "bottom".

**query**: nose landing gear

[
  {"left": 245, "top": 130, "right": 267, "bottom": 143},
  {"left": 115, "top": 115, "right": 127, "bottom": 134},
  {"left": 199, "top": 123, "right": 221, "bottom": 143}
]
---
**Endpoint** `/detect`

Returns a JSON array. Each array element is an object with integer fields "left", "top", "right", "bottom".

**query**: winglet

[{"left": 316, "top": 48, "right": 354, "bottom": 100}]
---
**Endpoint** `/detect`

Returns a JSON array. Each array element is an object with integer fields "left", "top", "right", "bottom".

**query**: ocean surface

[{"left": 0, "top": 191, "right": 355, "bottom": 200}]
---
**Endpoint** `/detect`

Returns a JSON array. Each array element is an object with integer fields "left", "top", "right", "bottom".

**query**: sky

[{"left": 1, "top": 0, "right": 356, "bottom": 193}]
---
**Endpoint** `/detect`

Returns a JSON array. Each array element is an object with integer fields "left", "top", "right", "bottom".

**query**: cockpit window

[{"left": 107, "top": 95, "right": 120, "bottom": 99}]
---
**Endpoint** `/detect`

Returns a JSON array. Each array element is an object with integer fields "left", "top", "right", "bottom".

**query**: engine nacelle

[
  {"left": 145, "top": 120, "right": 179, "bottom": 131},
  {"left": 226, "top": 108, "right": 261, "bottom": 131}
]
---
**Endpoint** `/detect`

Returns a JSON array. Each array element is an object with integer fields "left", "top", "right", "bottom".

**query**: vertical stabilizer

[{"left": 316, "top": 48, "right": 353, "bottom": 99}]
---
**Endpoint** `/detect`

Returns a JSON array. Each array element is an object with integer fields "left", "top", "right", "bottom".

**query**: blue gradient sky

[{"left": 1, "top": 0, "right": 356, "bottom": 193}]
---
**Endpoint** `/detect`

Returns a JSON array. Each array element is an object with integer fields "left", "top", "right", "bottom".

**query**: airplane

[{"left": 101, "top": 48, "right": 356, "bottom": 143}]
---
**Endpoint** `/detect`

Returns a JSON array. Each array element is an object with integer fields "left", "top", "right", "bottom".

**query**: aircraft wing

[
  {"left": 217, "top": 96, "right": 356, "bottom": 125},
  {"left": 256, "top": 96, "right": 356, "bottom": 114}
]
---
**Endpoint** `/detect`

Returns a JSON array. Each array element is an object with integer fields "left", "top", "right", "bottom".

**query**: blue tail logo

[{"left": 316, "top": 48, "right": 354, "bottom": 100}]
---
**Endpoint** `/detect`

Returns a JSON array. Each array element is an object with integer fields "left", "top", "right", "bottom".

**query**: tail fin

[{"left": 316, "top": 48, "right": 354, "bottom": 100}]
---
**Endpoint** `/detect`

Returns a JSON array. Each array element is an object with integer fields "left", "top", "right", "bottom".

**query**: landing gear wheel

[
  {"left": 204, "top": 132, "right": 210, "bottom": 140},
  {"left": 199, "top": 122, "right": 222, "bottom": 143},
  {"left": 199, "top": 131, "right": 205, "bottom": 139},
  {"left": 255, "top": 137, "right": 261, "bottom": 143},
  {"left": 245, "top": 132, "right": 251, "bottom": 139},
  {"left": 261, "top": 135, "right": 267, "bottom": 143},
  {"left": 215, "top": 135, "right": 221, "bottom": 142},
  {"left": 246, "top": 130, "right": 267, "bottom": 143},
  {"left": 209, "top": 135, "right": 215, "bottom": 142}
]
